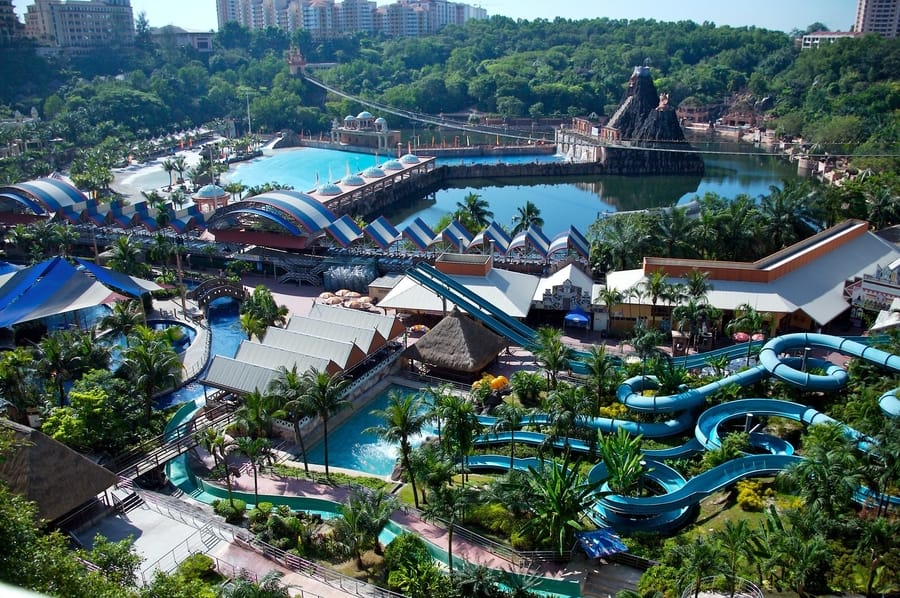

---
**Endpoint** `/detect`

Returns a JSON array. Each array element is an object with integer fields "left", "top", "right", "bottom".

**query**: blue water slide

[
  {"left": 406, "top": 264, "right": 533, "bottom": 348},
  {"left": 413, "top": 262, "right": 540, "bottom": 345},
  {"left": 594, "top": 454, "right": 802, "bottom": 516},
  {"left": 616, "top": 365, "right": 769, "bottom": 413},
  {"left": 477, "top": 409, "right": 697, "bottom": 439},
  {"left": 880, "top": 388, "right": 900, "bottom": 416},
  {"left": 758, "top": 333, "right": 900, "bottom": 389},
  {"left": 694, "top": 398, "right": 835, "bottom": 451},
  {"left": 467, "top": 454, "right": 546, "bottom": 472}
]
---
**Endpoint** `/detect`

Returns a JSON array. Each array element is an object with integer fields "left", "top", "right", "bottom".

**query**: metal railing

[
  {"left": 246, "top": 536, "right": 405, "bottom": 598},
  {"left": 114, "top": 406, "right": 236, "bottom": 479},
  {"left": 404, "top": 507, "right": 571, "bottom": 567}
]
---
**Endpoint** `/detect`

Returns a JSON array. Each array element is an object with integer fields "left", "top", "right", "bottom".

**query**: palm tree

[
  {"left": 422, "top": 483, "right": 475, "bottom": 575},
  {"left": 533, "top": 326, "right": 571, "bottom": 389},
  {"left": 99, "top": 300, "right": 144, "bottom": 344},
  {"left": 268, "top": 365, "right": 312, "bottom": 475},
  {"left": 545, "top": 384, "right": 590, "bottom": 451},
  {"left": 34, "top": 331, "right": 82, "bottom": 406},
  {"left": 440, "top": 392, "right": 480, "bottom": 481},
  {"left": 491, "top": 402, "right": 526, "bottom": 471},
  {"left": 197, "top": 427, "right": 224, "bottom": 470},
  {"left": 301, "top": 368, "right": 350, "bottom": 477},
  {"left": 217, "top": 569, "right": 287, "bottom": 598},
  {"left": 520, "top": 453, "right": 601, "bottom": 554},
  {"left": 760, "top": 180, "right": 818, "bottom": 252},
  {"left": 235, "top": 436, "right": 275, "bottom": 506},
  {"left": 233, "top": 389, "right": 276, "bottom": 439},
  {"left": 641, "top": 270, "right": 670, "bottom": 328},
  {"left": 674, "top": 538, "right": 723, "bottom": 598},
  {"left": 239, "top": 312, "right": 267, "bottom": 341},
  {"left": 673, "top": 297, "right": 720, "bottom": 352},
  {"left": 455, "top": 192, "right": 493, "bottom": 229},
  {"left": 511, "top": 200, "right": 544, "bottom": 235},
  {"left": 856, "top": 516, "right": 900, "bottom": 598},
  {"left": 726, "top": 303, "right": 770, "bottom": 366},
  {"left": 107, "top": 235, "right": 148, "bottom": 277},
  {"left": 170, "top": 188, "right": 188, "bottom": 210},
  {"left": 223, "top": 181, "right": 246, "bottom": 203},
  {"left": 364, "top": 390, "right": 428, "bottom": 508},
  {"left": 654, "top": 206, "right": 696, "bottom": 258},
  {"left": 684, "top": 268, "right": 713, "bottom": 300},
  {"left": 596, "top": 286, "right": 623, "bottom": 335},
  {"left": 161, "top": 158, "right": 176, "bottom": 188},
  {"left": 171, "top": 155, "right": 187, "bottom": 185},
  {"left": 120, "top": 330, "right": 181, "bottom": 420},
  {"left": 628, "top": 321, "right": 665, "bottom": 378},
  {"left": 783, "top": 425, "right": 862, "bottom": 520},
  {"left": 714, "top": 519, "right": 757, "bottom": 598},
  {"left": 334, "top": 487, "right": 398, "bottom": 568}
]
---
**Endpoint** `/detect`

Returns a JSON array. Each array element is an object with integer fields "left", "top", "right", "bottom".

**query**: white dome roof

[{"left": 362, "top": 166, "right": 385, "bottom": 178}]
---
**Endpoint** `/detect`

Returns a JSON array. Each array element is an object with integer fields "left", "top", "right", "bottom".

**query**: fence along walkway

[{"left": 138, "top": 489, "right": 402, "bottom": 598}]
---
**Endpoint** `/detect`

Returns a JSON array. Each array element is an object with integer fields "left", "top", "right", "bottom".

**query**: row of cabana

[
  {"left": 0, "top": 178, "right": 206, "bottom": 233},
  {"left": 0, "top": 178, "right": 590, "bottom": 259}
]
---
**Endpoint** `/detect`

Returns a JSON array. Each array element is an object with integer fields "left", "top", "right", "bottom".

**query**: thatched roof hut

[
  {"left": 0, "top": 419, "right": 117, "bottom": 522},
  {"left": 404, "top": 310, "right": 507, "bottom": 377}
]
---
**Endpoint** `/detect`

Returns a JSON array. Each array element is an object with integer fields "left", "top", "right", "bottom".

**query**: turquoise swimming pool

[{"left": 305, "top": 384, "right": 436, "bottom": 476}]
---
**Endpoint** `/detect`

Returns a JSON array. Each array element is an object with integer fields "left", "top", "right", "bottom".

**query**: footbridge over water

[{"left": 188, "top": 278, "right": 248, "bottom": 307}]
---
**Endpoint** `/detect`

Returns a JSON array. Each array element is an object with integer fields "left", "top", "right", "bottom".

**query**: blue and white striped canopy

[
  {"left": 326, "top": 215, "right": 364, "bottom": 247},
  {"left": 471, "top": 221, "right": 512, "bottom": 255},
  {"left": 364, "top": 216, "right": 401, "bottom": 249},
  {"left": 440, "top": 220, "right": 473, "bottom": 251},
  {"left": 403, "top": 217, "right": 436, "bottom": 251},
  {"left": 549, "top": 226, "right": 590, "bottom": 258}
]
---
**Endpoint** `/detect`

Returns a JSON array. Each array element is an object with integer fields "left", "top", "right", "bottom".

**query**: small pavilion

[{"left": 192, "top": 184, "right": 230, "bottom": 214}]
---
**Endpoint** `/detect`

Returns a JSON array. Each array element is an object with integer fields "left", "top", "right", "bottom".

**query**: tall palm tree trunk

[{"left": 292, "top": 419, "right": 310, "bottom": 475}]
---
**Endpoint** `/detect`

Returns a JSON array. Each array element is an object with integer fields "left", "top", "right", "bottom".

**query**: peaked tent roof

[
  {"left": 0, "top": 257, "right": 118, "bottom": 328},
  {"left": 0, "top": 419, "right": 117, "bottom": 522},
  {"left": 404, "top": 309, "right": 507, "bottom": 373},
  {"left": 74, "top": 258, "right": 162, "bottom": 297}
]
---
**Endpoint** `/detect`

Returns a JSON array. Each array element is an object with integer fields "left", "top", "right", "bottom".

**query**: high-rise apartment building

[
  {"left": 24, "top": 0, "right": 135, "bottom": 51},
  {"left": 216, "top": 0, "right": 485, "bottom": 38},
  {"left": 855, "top": 0, "right": 900, "bottom": 38}
]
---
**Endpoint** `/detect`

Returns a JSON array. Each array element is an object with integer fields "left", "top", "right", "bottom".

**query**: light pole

[
  {"left": 175, "top": 236, "right": 186, "bottom": 314},
  {"left": 638, "top": 459, "right": 647, "bottom": 497}
]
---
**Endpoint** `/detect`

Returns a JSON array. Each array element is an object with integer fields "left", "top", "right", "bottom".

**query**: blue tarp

[
  {"left": 575, "top": 529, "right": 628, "bottom": 559},
  {"left": 74, "top": 258, "right": 162, "bottom": 297}
]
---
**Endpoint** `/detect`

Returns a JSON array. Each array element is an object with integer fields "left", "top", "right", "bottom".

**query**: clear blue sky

[{"left": 15, "top": 0, "right": 857, "bottom": 34}]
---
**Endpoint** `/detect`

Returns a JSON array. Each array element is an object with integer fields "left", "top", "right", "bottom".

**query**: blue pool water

[
  {"left": 155, "top": 297, "right": 244, "bottom": 409},
  {"left": 305, "top": 384, "right": 436, "bottom": 476}
]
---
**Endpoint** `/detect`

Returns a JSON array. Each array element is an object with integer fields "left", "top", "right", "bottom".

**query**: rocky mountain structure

[{"left": 603, "top": 66, "right": 689, "bottom": 144}]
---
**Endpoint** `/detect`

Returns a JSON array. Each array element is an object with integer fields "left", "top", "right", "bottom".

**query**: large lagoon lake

[{"left": 126, "top": 140, "right": 798, "bottom": 237}]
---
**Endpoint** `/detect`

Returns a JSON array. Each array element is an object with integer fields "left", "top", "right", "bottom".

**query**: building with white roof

[{"left": 602, "top": 219, "right": 900, "bottom": 335}]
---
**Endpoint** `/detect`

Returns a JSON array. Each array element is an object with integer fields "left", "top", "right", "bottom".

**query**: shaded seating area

[{"left": 403, "top": 309, "right": 507, "bottom": 382}]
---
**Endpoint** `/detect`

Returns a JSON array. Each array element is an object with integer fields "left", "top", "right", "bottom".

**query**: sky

[{"left": 15, "top": 0, "right": 857, "bottom": 34}]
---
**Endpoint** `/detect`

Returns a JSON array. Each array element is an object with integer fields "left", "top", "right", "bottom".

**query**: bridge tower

[{"left": 287, "top": 47, "right": 307, "bottom": 76}]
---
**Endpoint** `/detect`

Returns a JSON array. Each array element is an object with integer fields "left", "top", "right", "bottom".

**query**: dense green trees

[{"left": 3, "top": 17, "right": 896, "bottom": 184}]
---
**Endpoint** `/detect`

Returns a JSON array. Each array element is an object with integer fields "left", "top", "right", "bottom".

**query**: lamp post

[
  {"left": 175, "top": 236, "right": 186, "bottom": 314},
  {"left": 638, "top": 459, "right": 647, "bottom": 497}
]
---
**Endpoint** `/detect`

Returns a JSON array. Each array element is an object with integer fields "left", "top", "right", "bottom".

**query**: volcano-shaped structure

[{"left": 605, "top": 66, "right": 687, "bottom": 144}]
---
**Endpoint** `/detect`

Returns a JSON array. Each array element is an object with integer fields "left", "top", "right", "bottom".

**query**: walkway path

[{"left": 191, "top": 448, "right": 583, "bottom": 583}]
